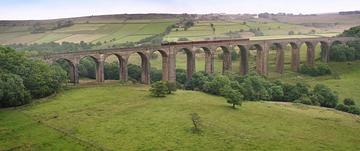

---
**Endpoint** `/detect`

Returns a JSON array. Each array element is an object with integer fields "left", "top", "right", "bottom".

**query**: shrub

[
  {"left": 348, "top": 106, "right": 360, "bottom": 115},
  {"left": 185, "top": 72, "right": 210, "bottom": 90},
  {"left": 221, "top": 85, "right": 244, "bottom": 108},
  {"left": 344, "top": 98, "right": 356, "bottom": 106},
  {"left": 190, "top": 113, "right": 202, "bottom": 133},
  {"left": 294, "top": 95, "right": 313, "bottom": 105},
  {"left": 269, "top": 85, "right": 284, "bottom": 101},
  {"left": 150, "top": 81, "right": 169, "bottom": 97},
  {"left": 299, "top": 63, "right": 331, "bottom": 76},
  {"left": 330, "top": 44, "right": 356, "bottom": 62},
  {"left": 283, "top": 83, "right": 309, "bottom": 101},
  {"left": 311, "top": 84, "right": 338, "bottom": 108},
  {"left": 0, "top": 46, "right": 67, "bottom": 103},
  {"left": 0, "top": 73, "right": 31, "bottom": 107},
  {"left": 335, "top": 104, "right": 350, "bottom": 112},
  {"left": 203, "top": 75, "right": 231, "bottom": 95},
  {"left": 341, "top": 25, "right": 360, "bottom": 38},
  {"left": 166, "top": 82, "right": 177, "bottom": 94}
]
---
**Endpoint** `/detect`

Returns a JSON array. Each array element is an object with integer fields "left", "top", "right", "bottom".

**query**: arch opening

[
  {"left": 128, "top": 52, "right": 150, "bottom": 84},
  {"left": 149, "top": 50, "right": 168, "bottom": 83},
  {"left": 249, "top": 44, "right": 266, "bottom": 75},
  {"left": 233, "top": 45, "right": 248, "bottom": 75},
  {"left": 54, "top": 58, "right": 78, "bottom": 84},
  {"left": 176, "top": 48, "right": 194, "bottom": 81},
  {"left": 103, "top": 54, "right": 127, "bottom": 82},
  {"left": 78, "top": 56, "right": 101, "bottom": 84}
]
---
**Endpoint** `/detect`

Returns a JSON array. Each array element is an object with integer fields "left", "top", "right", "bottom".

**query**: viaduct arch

[{"left": 43, "top": 37, "right": 355, "bottom": 84}]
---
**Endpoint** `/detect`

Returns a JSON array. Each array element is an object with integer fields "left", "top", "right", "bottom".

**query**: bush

[
  {"left": 300, "top": 63, "right": 331, "bottom": 76},
  {"left": 150, "top": 81, "right": 169, "bottom": 97},
  {"left": 294, "top": 95, "right": 313, "bottom": 105},
  {"left": 330, "top": 44, "right": 356, "bottom": 62},
  {"left": 341, "top": 25, "right": 360, "bottom": 38},
  {"left": 269, "top": 85, "right": 284, "bottom": 101},
  {"left": 185, "top": 72, "right": 210, "bottom": 91},
  {"left": 221, "top": 85, "right": 244, "bottom": 108},
  {"left": 335, "top": 104, "right": 350, "bottom": 112},
  {"left": 203, "top": 75, "right": 231, "bottom": 95},
  {"left": 348, "top": 106, "right": 360, "bottom": 115},
  {"left": 0, "top": 46, "right": 67, "bottom": 105},
  {"left": 0, "top": 73, "right": 31, "bottom": 107},
  {"left": 344, "top": 98, "right": 356, "bottom": 106},
  {"left": 166, "top": 82, "right": 177, "bottom": 94},
  {"left": 311, "top": 84, "right": 338, "bottom": 108}
]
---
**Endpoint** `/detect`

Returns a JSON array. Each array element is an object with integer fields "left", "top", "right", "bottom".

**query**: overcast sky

[{"left": 0, "top": 0, "right": 359, "bottom": 20}]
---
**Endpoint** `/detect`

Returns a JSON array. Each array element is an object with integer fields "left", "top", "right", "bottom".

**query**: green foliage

[
  {"left": 0, "top": 46, "right": 67, "bottom": 107},
  {"left": 190, "top": 113, "right": 202, "bottom": 133},
  {"left": 185, "top": 72, "right": 211, "bottom": 91},
  {"left": 347, "top": 40, "right": 360, "bottom": 59},
  {"left": 335, "top": 104, "right": 350, "bottom": 112},
  {"left": 0, "top": 72, "right": 31, "bottom": 107},
  {"left": 237, "top": 74, "right": 271, "bottom": 101},
  {"left": 203, "top": 75, "right": 230, "bottom": 95},
  {"left": 150, "top": 81, "right": 169, "bottom": 97},
  {"left": 330, "top": 44, "right": 356, "bottom": 62},
  {"left": 344, "top": 98, "right": 356, "bottom": 106},
  {"left": 300, "top": 63, "right": 332, "bottom": 76},
  {"left": 294, "top": 95, "right": 313, "bottom": 105},
  {"left": 221, "top": 85, "right": 243, "bottom": 108},
  {"left": 175, "top": 69, "right": 187, "bottom": 85},
  {"left": 311, "top": 84, "right": 338, "bottom": 108},
  {"left": 127, "top": 64, "right": 142, "bottom": 82},
  {"left": 341, "top": 25, "right": 360, "bottom": 38},
  {"left": 348, "top": 106, "right": 360, "bottom": 115},
  {"left": 166, "top": 82, "right": 177, "bottom": 94},
  {"left": 269, "top": 85, "right": 284, "bottom": 101},
  {"left": 150, "top": 68, "right": 162, "bottom": 83}
]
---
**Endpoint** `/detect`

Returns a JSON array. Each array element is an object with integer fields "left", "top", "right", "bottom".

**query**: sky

[{"left": 0, "top": 0, "right": 359, "bottom": 20}]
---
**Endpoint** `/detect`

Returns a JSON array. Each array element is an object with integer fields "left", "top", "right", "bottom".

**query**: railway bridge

[{"left": 42, "top": 37, "right": 355, "bottom": 84}]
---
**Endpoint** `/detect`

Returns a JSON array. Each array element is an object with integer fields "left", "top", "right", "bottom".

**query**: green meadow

[{"left": 1, "top": 84, "right": 360, "bottom": 150}]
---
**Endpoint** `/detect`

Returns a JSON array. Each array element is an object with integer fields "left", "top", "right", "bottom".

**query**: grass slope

[{"left": 1, "top": 85, "right": 360, "bottom": 151}]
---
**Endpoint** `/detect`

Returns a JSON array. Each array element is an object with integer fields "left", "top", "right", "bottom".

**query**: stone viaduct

[{"left": 42, "top": 37, "right": 355, "bottom": 84}]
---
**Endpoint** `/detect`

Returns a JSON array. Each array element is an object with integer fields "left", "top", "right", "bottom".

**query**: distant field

[
  {"left": 0, "top": 19, "right": 177, "bottom": 45},
  {"left": 164, "top": 20, "right": 341, "bottom": 42},
  {"left": 1, "top": 14, "right": 358, "bottom": 45}
]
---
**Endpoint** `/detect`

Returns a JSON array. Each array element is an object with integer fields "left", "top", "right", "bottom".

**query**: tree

[
  {"left": 150, "top": 81, "right": 169, "bottom": 97},
  {"left": 311, "top": 84, "right": 338, "bottom": 108},
  {"left": 330, "top": 44, "right": 356, "bottom": 62},
  {"left": 344, "top": 98, "right": 356, "bottom": 106},
  {"left": 0, "top": 46, "right": 67, "bottom": 103},
  {"left": 288, "top": 31, "right": 295, "bottom": 35},
  {"left": 269, "top": 85, "right": 284, "bottom": 101},
  {"left": 221, "top": 85, "right": 244, "bottom": 109},
  {"left": 0, "top": 73, "right": 31, "bottom": 107},
  {"left": 203, "top": 75, "right": 231, "bottom": 95},
  {"left": 341, "top": 25, "right": 360, "bottom": 37},
  {"left": 190, "top": 113, "right": 202, "bottom": 133}
]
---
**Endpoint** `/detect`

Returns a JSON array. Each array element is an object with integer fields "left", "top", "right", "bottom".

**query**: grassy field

[
  {"left": 1, "top": 84, "right": 360, "bottom": 151},
  {"left": 1, "top": 14, "right": 353, "bottom": 45},
  {"left": 0, "top": 19, "right": 177, "bottom": 45},
  {"left": 164, "top": 20, "right": 340, "bottom": 42}
]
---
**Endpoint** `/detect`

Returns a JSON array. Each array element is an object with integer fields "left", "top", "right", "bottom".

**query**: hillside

[
  {"left": 1, "top": 13, "right": 360, "bottom": 45},
  {"left": 1, "top": 85, "right": 359, "bottom": 151}
]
